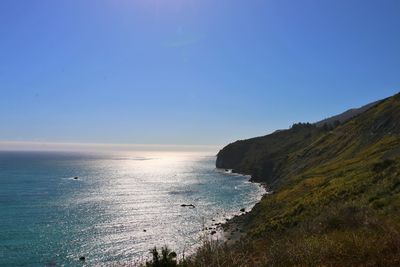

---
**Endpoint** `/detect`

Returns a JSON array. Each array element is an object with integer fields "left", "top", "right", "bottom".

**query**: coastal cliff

[
  {"left": 209, "top": 93, "right": 400, "bottom": 266},
  {"left": 216, "top": 95, "right": 395, "bottom": 185},
  {"left": 216, "top": 123, "right": 325, "bottom": 184}
]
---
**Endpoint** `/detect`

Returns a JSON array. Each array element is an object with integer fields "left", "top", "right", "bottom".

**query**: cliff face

[
  {"left": 216, "top": 124, "right": 325, "bottom": 183},
  {"left": 216, "top": 93, "right": 400, "bottom": 186}
]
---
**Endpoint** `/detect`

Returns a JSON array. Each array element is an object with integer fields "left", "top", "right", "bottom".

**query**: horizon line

[{"left": 0, "top": 140, "right": 222, "bottom": 153}]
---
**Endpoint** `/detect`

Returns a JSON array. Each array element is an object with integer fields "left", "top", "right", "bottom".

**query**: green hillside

[{"left": 186, "top": 93, "right": 400, "bottom": 266}]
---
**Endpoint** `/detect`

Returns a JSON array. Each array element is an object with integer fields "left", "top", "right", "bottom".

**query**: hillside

[
  {"left": 216, "top": 96, "right": 391, "bottom": 185},
  {"left": 182, "top": 93, "right": 400, "bottom": 266}
]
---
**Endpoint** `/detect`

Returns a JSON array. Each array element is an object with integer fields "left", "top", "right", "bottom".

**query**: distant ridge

[
  {"left": 315, "top": 99, "right": 382, "bottom": 127},
  {"left": 265, "top": 98, "right": 383, "bottom": 135}
]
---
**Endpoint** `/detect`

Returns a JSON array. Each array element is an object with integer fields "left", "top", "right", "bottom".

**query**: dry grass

[{"left": 174, "top": 217, "right": 400, "bottom": 267}]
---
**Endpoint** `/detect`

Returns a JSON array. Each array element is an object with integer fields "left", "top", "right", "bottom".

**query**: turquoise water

[{"left": 0, "top": 151, "right": 264, "bottom": 266}]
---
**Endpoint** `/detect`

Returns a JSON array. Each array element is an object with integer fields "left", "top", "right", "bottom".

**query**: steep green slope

[{"left": 207, "top": 93, "right": 400, "bottom": 266}]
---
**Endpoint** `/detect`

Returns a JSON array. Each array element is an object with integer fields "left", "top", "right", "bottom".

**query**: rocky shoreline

[
  {"left": 196, "top": 169, "right": 269, "bottom": 246},
  {"left": 218, "top": 171, "right": 270, "bottom": 245}
]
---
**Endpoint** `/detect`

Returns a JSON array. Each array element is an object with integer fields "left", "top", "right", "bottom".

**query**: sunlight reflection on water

[{"left": 0, "top": 151, "right": 265, "bottom": 266}]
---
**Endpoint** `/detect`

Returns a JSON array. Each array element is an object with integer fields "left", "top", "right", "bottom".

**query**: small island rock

[{"left": 181, "top": 204, "right": 195, "bottom": 208}]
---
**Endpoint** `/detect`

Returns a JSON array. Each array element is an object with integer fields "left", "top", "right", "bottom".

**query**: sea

[{"left": 0, "top": 150, "right": 265, "bottom": 266}]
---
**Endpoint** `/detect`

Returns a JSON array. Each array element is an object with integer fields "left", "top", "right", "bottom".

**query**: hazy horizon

[{"left": 0, "top": 140, "right": 221, "bottom": 153}]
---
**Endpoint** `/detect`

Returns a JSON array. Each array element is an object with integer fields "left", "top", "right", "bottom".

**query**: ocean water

[{"left": 0, "top": 151, "right": 264, "bottom": 266}]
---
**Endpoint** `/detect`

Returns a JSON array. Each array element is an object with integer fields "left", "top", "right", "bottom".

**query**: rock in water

[
  {"left": 79, "top": 256, "right": 85, "bottom": 261},
  {"left": 181, "top": 204, "right": 195, "bottom": 208}
]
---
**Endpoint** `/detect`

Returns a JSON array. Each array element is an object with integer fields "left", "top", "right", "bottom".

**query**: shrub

[{"left": 146, "top": 246, "right": 177, "bottom": 267}]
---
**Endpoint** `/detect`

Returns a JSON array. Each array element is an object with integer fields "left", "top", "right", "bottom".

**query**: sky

[{"left": 0, "top": 0, "right": 399, "bottom": 150}]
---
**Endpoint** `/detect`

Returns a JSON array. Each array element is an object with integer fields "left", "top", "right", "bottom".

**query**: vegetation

[
  {"left": 145, "top": 246, "right": 177, "bottom": 267},
  {"left": 148, "top": 93, "right": 400, "bottom": 266}
]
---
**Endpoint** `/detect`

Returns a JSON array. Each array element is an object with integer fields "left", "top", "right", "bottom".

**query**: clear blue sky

[{"left": 0, "top": 0, "right": 399, "bottom": 147}]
